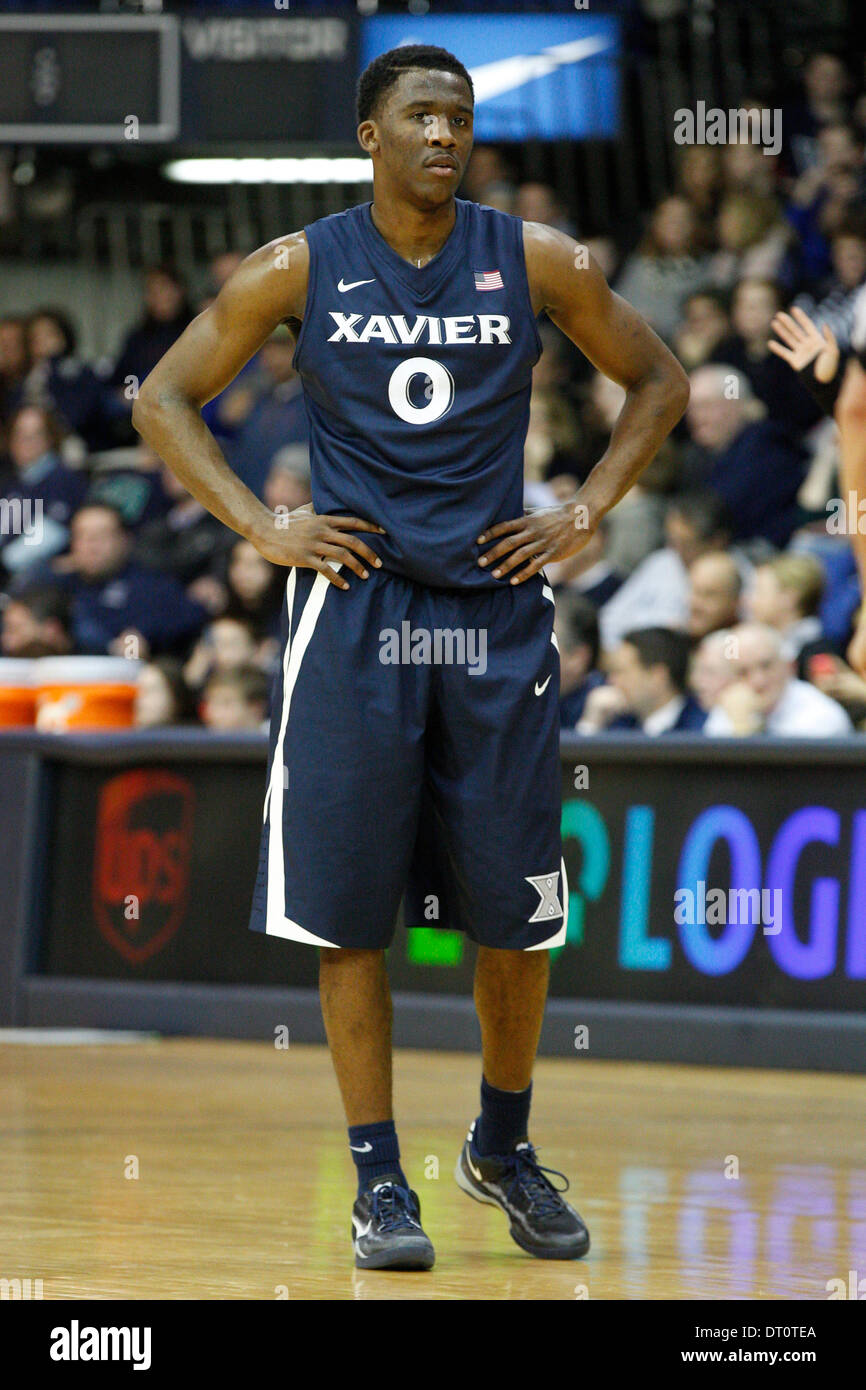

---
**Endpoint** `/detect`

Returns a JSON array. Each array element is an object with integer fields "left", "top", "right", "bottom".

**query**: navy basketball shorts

[{"left": 247, "top": 565, "right": 567, "bottom": 951}]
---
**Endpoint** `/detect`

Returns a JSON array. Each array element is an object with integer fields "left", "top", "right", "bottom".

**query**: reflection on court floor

[{"left": 1, "top": 1039, "right": 864, "bottom": 1300}]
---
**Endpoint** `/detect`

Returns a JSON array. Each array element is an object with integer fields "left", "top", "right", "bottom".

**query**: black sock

[
  {"left": 473, "top": 1076, "right": 532, "bottom": 1157},
  {"left": 348, "top": 1120, "right": 407, "bottom": 1195}
]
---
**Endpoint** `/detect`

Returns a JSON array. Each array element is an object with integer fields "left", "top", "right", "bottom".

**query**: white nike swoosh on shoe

[
  {"left": 466, "top": 1150, "right": 485, "bottom": 1183},
  {"left": 352, "top": 1217, "right": 372, "bottom": 1238},
  {"left": 535, "top": 676, "right": 552, "bottom": 696},
  {"left": 337, "top": 277, "right": 375, "bottom": 292},
  {"left": 350, "top": 1142, "right": 373, "bottom": 1152}
]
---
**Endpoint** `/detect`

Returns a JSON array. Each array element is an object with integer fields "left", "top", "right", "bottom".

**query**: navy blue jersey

[{"left": 294, "top": 198, "right": 542, "bottom": 589}]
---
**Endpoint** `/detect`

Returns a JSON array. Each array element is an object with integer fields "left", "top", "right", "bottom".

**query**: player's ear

[{"left": 357, "top": 120, "right": 378, "bottom": 155}]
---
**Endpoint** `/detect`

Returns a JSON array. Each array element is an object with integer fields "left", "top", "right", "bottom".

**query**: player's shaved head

[{"left": 356, "top": 45, "right": 473, "bottom": 124}]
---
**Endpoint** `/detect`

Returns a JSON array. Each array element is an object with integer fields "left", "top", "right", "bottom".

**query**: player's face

[{"left": 371, "top": 70, "right": 473, "bottom": 203}]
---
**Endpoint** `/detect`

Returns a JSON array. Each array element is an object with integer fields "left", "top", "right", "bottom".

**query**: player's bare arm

[
  {"left": 131, "top": 233, "right": 384, "bottom": 591},
  {"left": 477, "top": 222, "right": 690, "bottom": 584}
]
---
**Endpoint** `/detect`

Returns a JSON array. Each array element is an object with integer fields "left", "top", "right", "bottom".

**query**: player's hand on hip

[
  {"left": 477, "top": 503, "right": 597, "bottom": 584},
  {"left": 250, "top": 502, "right": 386, "bottom": 590}
]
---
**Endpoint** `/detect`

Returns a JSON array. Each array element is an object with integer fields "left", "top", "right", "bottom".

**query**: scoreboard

[
  {"left": 0, "top": 11, "right": 357, "bottom": 145},
  {"left": 0, "top": 16, "right": 180, "bottom": 142}
]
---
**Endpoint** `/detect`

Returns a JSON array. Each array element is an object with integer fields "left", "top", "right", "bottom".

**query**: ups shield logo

[{"left": 93, "top": 770, "right": 195, "bottom": 965}]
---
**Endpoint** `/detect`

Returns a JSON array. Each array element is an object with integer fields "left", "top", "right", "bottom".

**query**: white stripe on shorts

[{"left": 265, "top": 566, "right": 342, "bottom": 947}]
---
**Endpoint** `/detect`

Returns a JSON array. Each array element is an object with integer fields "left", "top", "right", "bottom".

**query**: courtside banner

[{"left": 13, "top": 733, "right": 866, "bottom": 1014}]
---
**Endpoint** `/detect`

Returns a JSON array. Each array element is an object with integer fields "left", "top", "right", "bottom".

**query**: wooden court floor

[{"left": 1, "top": 1037, "right": 864, "bottom": 1300}]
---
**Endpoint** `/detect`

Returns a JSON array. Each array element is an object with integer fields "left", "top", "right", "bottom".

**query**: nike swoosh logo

[
  {"left": 352, "top": 1218, "right": 372, "bottom": 1238},
  {"left": 469, "top": 36, "right": 613, "bottom": 105},
  {"left": 466, "top": 1151, "right": 484, "bottom": 1182},
  {"left": 337, "top": 277, "right": 375, "bottom": 293},
  {"left": 350, "top": 1142, "right": 373, "bottom": 1153},
  {"left": 535, "top": 676, "right": 552, "bottom": 696}
]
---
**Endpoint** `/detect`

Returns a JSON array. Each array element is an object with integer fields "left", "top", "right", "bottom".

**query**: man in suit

[{"left": 577, "top": 626, "right": 707, "bottom": 734}]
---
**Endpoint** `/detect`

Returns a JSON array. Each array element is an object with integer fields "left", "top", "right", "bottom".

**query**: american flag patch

[{"left": 474, "top": 269, "right": 504, "bottom": 291}]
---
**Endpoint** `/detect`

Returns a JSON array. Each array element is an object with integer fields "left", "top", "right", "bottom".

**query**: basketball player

[{"left": 133, "top": 46, "right": 689, "bottom": 1271}]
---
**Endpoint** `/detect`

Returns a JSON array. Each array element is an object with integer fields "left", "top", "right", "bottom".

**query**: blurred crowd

[
  {"left": 2, "top": 50, "right": 866, "bottom": 736},
  {"left": 466, "top": 50, "right": 866, "bottom": 739},
  {"left": 0, "top": 253, "right": 309, "bottom": 731}
]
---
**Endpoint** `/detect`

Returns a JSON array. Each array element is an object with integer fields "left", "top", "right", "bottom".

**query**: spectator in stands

[
  {"left": 52, "top": 502, "right": 207, "bottom": 658},
  {"left": 689, "top": 628, "right": 738, "bottom": 712},
  {"left": 684, "top": 365, "right": 806, "bottom": 547},
  {"left": 108, "top": 265, "right": 193, "bottom": 439},
  {"left": 263, "top": 444, "right": 312, "bottom": 517},
  {"left": 0, "top": 404, "right": 87, "bottom": 576},
  {"left": 599, "top": 491, "right": 733, "bottom": 650},
  {"left": 227, "top": 324, "right": 309, "bottom": 499},
  {"left": 784, "top": 51, "right": 853, "bottom": 177},
  {"left": 22, "top": 307, "right": 111, "bottom": 451},
  {"left": 675, "top": 145, "right": 723, "bottom": 249},
  {"left": 582, "top": 232, "right": 619, "bottom": 284},
  {"left": 545, "top": 517, "right": 622, "bottom": 608},
  {"left": 195, "top": 251, "right": 245, "bottom": 314},
  {"left": 183, "top": 614, "right": 268, "bottom": 695},
  {"left": 806, "top": 653, "right": 866, "bottom": 730},
  {"left": 574, "top": 373, "right": 679, "bottom": 575},
  {"left": 792, "top": 217, "right": 866, "bottom": 351},
  {"left": 687, "top": 552, "right": 743, "bottom": 641},
  {"left": 515, "top": 182, "right": 575, "bottom": 237},
  {"left": 709, "top": 279, "right": 823, "bottom": 430},
  {"left": 195, "top": 252, "right": 272, "bottom": 444},
  {"left": 1, "top": 584, "right": 72, "bottom": 657},
  {"left": 720, "top": 137, "right": 780, "bottom": 201},
  {"left": 614, "top": 195, "right": 711, "bottom": 340},
  {"left": 461, "top": 146, "right": 515, "bottom": 206},
  {"left": 709, "top": 193, "right": 793, "bottom": 292},
  {"left": 786, "top": 123, "right": 865, "bottom": 284},
  {"left": 222, "top": 538, "right": 284, "bottom": 643},
  {"left": 704, "top": 622, "right": 852, "bottom": 735},
  {"left": 524, "top": 324, "right": 582, "bottom": 493},
  {"left": 673, "top": 289, "right": 731, "bottom": 372},
  {"left": 555, "top": 592, "right": 605, "bottom": 730},
  {"left": 134, "top": 657, "right": 196, "bottom": 729},
  {"left": 200, "top": 665, "right": 269, "bottom": 732},
  {"left": 135, "top": 455, "right": 236, "bottom": 591},
  {"left": 85, "top": 440, "right": 173, "bottom": 532},
  {"left": 0, "top": 315, "right": 29, "bottom": 427},
  {"left": 577, "top": 627, "right": 707, "bottom": 734},
  {"left": 746, "top": 552, "right": 833, "bottom": 670}
]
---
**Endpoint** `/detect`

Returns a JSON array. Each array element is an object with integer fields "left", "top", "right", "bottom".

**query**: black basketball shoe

[
  {"left": 351, "top": 1174, "right": 435, "bottom": 1270},
  {"left": 455, "top": 1122, "right": 590, "bottom": 1260}
]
